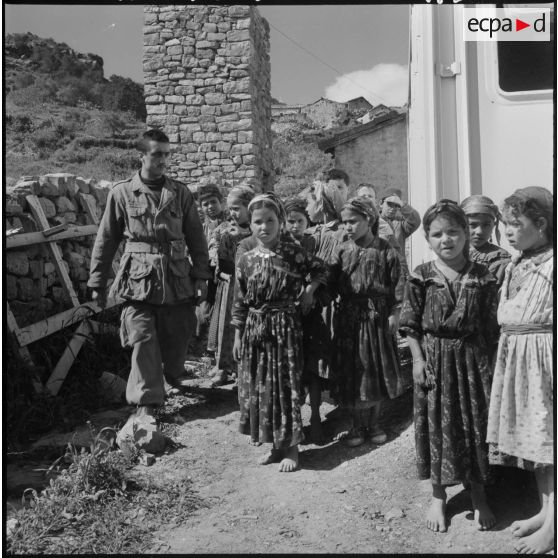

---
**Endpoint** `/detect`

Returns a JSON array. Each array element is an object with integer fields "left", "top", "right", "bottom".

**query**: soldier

[{"left": 87, "top": 129, "right": 211, "bottom": 445}]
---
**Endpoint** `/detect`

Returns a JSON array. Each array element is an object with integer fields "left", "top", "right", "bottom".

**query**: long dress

[
  {"left": 399, "top": 261, "right": 499, "bottom": 485},
  {"left": 486, "top": 247, "right": 553, "bottom": 470},
  {"left": 206, "top": 220, "right": 252, "bottom": 367},
  {"left": 469, "top": 242, "right": 511, "bottom": 288},
  {"left": 232, "top": 240, "right": 327, "bottom": 448},
  {"left": 329, "top": 236, "right": 407, "bottom": 409}
]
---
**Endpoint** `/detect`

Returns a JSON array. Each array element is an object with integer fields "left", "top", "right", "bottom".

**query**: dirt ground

[{"left": 140, "top": 374, "right": 541, "bottom": 555}]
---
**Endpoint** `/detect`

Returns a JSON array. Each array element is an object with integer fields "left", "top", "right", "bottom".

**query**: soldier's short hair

[
  {"left": 323, "top": 168, "right": 349, "bottom": 186},
  {"left": 137, "top": 129, "right": 170, "bottom": 153}
]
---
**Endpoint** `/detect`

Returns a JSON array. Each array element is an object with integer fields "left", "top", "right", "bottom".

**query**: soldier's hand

[
  {"left": 91, "top": 288, "right": 107, "bottom": 308},
  {"left": 193, "top": 279, "right": 208, "bottom": 304}
]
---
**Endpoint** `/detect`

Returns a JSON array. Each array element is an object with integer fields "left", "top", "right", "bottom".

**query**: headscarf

[
  {"left": 313, "top": 179, "right": 346, "bottom": 220},
  {"left": 504, "top": 186, "right": 554, "bottom": 240},
  {"left": 227, "top": 185, "right": 256, "bottom": 207},
  {"left": 422, "top": 199, "right": 470, "bottom": 258},
  {"left": 342, "top": 196, "right": 380, "bottom": 235},
  {"left": 460, "top": 194, "right": 502, "bottom": 244},
  {"left": 284, "top": 197, "right": 310, "bottom": 223},
  {"left": 198, "top": 183, "right": 223, "bottom": 201},
  {"left": 248, "top": 191, "right": 287, "bottom": 224}
]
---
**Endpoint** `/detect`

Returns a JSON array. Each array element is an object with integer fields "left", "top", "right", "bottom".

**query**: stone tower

[{"left": 143, "top": 5, "right": 273, "bottom": 192}]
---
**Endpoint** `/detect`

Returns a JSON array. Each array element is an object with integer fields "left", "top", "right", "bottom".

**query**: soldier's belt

[{"left": 124, "top": 240, "right": 184, "bottom": 258}]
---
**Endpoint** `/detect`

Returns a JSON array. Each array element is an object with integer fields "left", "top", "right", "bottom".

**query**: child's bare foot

[
  {"left": 471, "top": 482, "right": 496, "bottom": 530},
  {"left": 426, "top": 485, "right": 447, "bottom": 533},
  {"left": 258, "top": 448, "right": 282, "bottom": 465},
  {"left": 514, "top": 521, "right": 554, "bottom": 554},
  {"left": 510, "top": 511, "right": 546, "bottom": 538},
  {"left": 249, "top": 438, "right": 262, "bottom": 446},
  {"left": 279, "top": 445, "right": 298, "bottom": 472}
]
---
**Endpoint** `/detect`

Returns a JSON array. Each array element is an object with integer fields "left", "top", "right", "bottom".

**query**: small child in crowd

[
  {"left": 399, "top": 200, "right": 499, "bottom": 533},
  {"left": 460, "top": 195, "right": 511, "bottom": 287},
  {"left": 207, "top": 185, "right": 256, "bottom": 386},
  {"left": 486, "top": 186, "right": 554, "bottom": 554},
  {"left": 232, "top": 193, "right": 327, "bottom": 472},
  {"left": 284, "top": 197, "right": 331, "bottom": 443},
  {"left": 329, "top": 197, "right": 407, "bottom": 447}
]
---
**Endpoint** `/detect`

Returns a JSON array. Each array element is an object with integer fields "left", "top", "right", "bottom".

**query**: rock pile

[
  {"left": 143, "top": 5, "right": 272, "bottom": 191},
  {"left": 5, "top": 173, "right": 113, "bottom": 327}
]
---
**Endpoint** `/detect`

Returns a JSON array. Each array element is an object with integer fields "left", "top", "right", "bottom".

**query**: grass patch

[{"left": 6, "top": 427, "right": 202, "bottom": 554}]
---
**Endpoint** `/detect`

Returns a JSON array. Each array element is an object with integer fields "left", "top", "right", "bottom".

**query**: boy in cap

[{"left": 380, "top": 188, "right": 421, "bottom": 263}]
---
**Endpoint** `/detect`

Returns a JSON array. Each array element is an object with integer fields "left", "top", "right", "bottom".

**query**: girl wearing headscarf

[
  {"left": 460, "top": 195, "right": 511, "bottom": 287},
  {"left": 329, "top": 196, "right": 407, "bottom": 448},
  {"left": 486, "top": 187, "right": 554, "bottom": 554},
  {"left": 206, "top": 185, "right": 256, "bottom": 385},
  {"left": 399, "top": 200, "right": 499, "bottom": 534},
  {"left": 232, "top": 192, "right": 327, "bottom": 472},
  {"left": 284, "top": 196, "right": 331, "bottom": 444}
]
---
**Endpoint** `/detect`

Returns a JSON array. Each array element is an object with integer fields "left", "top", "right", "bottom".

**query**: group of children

[{"left": 194, "top": 172, "right": 553, "bottom": 553}]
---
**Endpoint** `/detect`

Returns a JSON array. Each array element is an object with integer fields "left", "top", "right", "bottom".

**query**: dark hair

[
  {"left": 502, "top": 193, "right": 554, "bottom": 244},
  {"left": 422, "top": 199, "right": 470, "bottom": 258},
  {"left": 323, "top": 168, "right": 349, "bottom": 186},
  {"left": 137, "top": 129, "right": 170, "bottom": 153}
]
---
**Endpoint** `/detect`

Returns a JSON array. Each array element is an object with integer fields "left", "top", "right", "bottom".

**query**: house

[
  {"left": 318, "top": 108, "right": 408, "bottom": 198},
  {"left": 300, "top": 98, "right": 349, "bottom": 129},
  {"left": 346, "top": 96, "right": 373, "bottom": 116}
]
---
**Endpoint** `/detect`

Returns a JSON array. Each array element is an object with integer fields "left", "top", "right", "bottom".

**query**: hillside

[{"left": 5, "top": 33, "right": 147, "bottom": 183}]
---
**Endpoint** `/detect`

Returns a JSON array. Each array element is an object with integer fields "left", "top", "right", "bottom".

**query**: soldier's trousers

[{"left": 120, "top": 301, "right": 196, "bottom": 406}]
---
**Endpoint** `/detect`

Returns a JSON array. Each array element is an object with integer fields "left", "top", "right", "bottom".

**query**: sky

[{"left": 4, "top": 4, "right": 410, "bottom": 107}]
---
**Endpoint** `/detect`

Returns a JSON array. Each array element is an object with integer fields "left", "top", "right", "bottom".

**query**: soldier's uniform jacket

[{"left": 88, "top": 172, "right": 211, "bottom": 305}]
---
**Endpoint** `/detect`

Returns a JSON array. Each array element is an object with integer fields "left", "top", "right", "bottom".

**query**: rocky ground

[{"left": 7, "top": 360, "right": 543, "bottom": 555}]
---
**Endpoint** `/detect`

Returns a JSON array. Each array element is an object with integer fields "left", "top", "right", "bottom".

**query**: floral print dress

[
  {"left": 206, "top": 220, "right": 252, "bottom": 368},
  {"left": 329, "top": 236, "right": 407, "bottom": 409},
  {"left": 486, "top": 248, "right": 553, "bottom": 470},
  {"left": 399, "top": 261, "right": 499, "bottom": 485},
  {"left": 469, "top": 242, "right": 511, "bottom": 288},
  {"left": 232, "top": 240, "right": 327, "bottom": 448}
]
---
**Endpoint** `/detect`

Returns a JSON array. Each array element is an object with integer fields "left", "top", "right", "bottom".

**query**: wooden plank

[
  {"left": 45, "top": 320, "right": 95, "bottom": 396},
  {"left": 13, "top": 298, "right": 120, "bottom": 347},
  {"left": 6, "top": 305, "right": 43, "bottom": 393},
  {"left": 6, "top": 225, "right": 99, "bottom": 249},
  {"left": 26, "top": 195, "right": 80, "bottom": 307}
]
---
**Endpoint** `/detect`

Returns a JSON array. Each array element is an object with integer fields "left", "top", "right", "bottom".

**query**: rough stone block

[
  {"left": 29, "top": 260, "right": 44, "bottom": 279},
  {"left": 55, "top": 196, "right": 77, "bottom": 214},
  {"left": 18, "top": 277, "right": 38, "bottom": 301},
  {"left": 229, "top": 5, "right": 251, "bottom": 17},
  {"left": 75, "top": 177, "right": 91, "bottom": 194},
  {"left": 144, "top": 33, "right": 160, "bottom": 46},
  {"left": 216, "top": 141, "right": 231, "bottom": 152},
  {"left": 37, "top": 197, "right": 56, "bottom": 219},
  {"left": 236, "top": 18, "right": 251, "bottom": 29},
  {"left": 165, "top": 38, "right": 180, "bottom": 46},
  {"left": 44, "top": 262, "right": 55, "bottom": 276},
  {"left": 167, "top": 45, "right": 183, "bottom": 56},
  {"left": 145, "top": 95, "right": 164, "bottom": 104},
  {"left": 148, "top": 104, "right": 167, "bottom": 115},
  {"left": 6, "top": 275, "right": 17, "bottom": 300},
  {"left": 185, "top": 94, "right": 204, "bottom": 106},
  {"left": 200, "top": 122, "right": 217, "bottom": 132},
  {"left": 6, "top": 202, "right": 24, "bottom": 215},
  {"left": 205, "top": 92, "right": 226, "bottom": 105},
  {"left": 165, "top": 95, "right": 185, "bottom": 104},
  {"left": 227, "top": 29, "right": 250, "bottom": 42}
]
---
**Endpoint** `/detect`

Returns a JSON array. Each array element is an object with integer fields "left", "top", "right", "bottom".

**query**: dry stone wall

[
  {"left": 5, "top": 174, "right": 114, "bottom": 327},
  {"left": 143, "top": 5, "right": 272, "bottom": 191}
]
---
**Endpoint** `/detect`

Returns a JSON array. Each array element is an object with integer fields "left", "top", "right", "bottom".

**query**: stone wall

[
  {"left": 5, "top": 173, "right": 114, "bottom": 327},
  {"left": 143, "top": 5, "right": 272, "bottom": 191}
]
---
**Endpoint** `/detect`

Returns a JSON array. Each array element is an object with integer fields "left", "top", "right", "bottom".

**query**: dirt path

[{"left": 143, "top": 382, "right": 539, "bottom": 554}]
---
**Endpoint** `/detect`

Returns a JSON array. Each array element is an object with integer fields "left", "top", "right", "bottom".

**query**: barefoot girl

[
  {"left": 486, "top": 187, "right": 554, "bottom": 554},
  {"left": 460, "top": 195, "right": 511, "bottom": 287},
  {"left": 329, "top": 197, "right": 407, "bottom": 447},
  {"left": 232, "top": 193, "right": 326, "bottom": 472},
  {"left": 207, "top": 185, "right": 256, "bottom": 386},
  {"left": 399, "top": 200, "right": 498, "bottom": 533},
  {"left": 284, "top": 197, "right": 331, "bottom": 444}
]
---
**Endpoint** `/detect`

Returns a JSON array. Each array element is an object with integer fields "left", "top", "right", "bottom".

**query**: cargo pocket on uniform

[
  {"left": 169, "top": 258, "right": 193, "bottom": 300},
  {"left": 127, "top": 205, "right": 149, "bottom": 235},
  {"left": 126, "top": 256, "right": 154, "bottom": 300}
]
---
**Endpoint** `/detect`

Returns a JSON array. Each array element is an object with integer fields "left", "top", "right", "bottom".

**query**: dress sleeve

[
  {"left": 386, "top": 245, "right": 403, "bottom": 307},
  {"left": 231, "top": 254, "right": 249, "bottom": 332},
  {"left": 398, "top": 269, "right": 425, "bottom": 338},
  {"left": 481, "top": 276, "right": 500, "bottom": 346},
  {"left": 217, "top": 229, "right": 236, "bottom": 276}
]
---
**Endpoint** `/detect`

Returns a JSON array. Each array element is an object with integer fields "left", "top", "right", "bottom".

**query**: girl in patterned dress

[
  {"left": 207, "top": 185, "right": 256, "bottom": 386},
  {"left": 232, "top": 193, "right": 327, "bottom": 472},
  {"left": 329, "top": 197, "right": 406, "bottom": 447},
  {"left": 399, "top": 200, "right": 499, "bottom": 533},
  {"left": 284, "top": 197, "right": 331, "bottom": 444},
  {"left": 460, "top": 195, "right": 511, "bottom": 287},
  {"left": 486, "top": 187, "right": 554, "bottom": 554}
]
